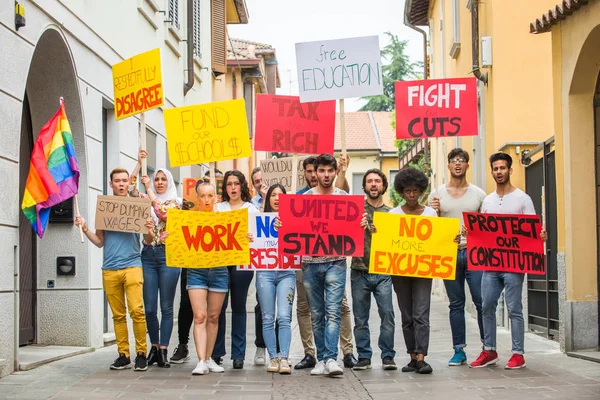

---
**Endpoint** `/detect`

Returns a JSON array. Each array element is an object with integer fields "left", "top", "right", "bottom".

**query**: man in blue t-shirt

[{"left": 76, "top": 168, "right": 153, "bottom": 372}]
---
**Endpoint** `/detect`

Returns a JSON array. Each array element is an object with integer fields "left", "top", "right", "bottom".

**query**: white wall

[{"left": 0, "top": 0, "right": 213, "bottom": 376}]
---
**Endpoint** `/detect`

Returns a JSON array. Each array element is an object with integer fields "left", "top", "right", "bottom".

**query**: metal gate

[{"left": 525, "top": 139, "right": 559, "bottom": 340}]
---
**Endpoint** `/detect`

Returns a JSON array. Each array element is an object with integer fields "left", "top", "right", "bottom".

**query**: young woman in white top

[
  {"left": 389, "top": 168, "right": 438, "bottom": 375},
  {"left": 212, "top": 170, "right": 258, "bottom": 369}
]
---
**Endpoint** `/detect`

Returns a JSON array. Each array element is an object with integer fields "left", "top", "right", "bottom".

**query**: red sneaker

[
  {"left": 469, "top": 350, "right": 499, "bottom": 368},
  {"left": 505, "top": 354, "right": 526, "bottom": 369}
]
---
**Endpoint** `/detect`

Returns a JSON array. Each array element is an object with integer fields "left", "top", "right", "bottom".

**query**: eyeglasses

[{"left": 449, "top": 158, "right": 467, "bottom": 164}]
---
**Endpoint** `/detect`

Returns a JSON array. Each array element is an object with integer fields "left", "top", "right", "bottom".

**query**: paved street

[{"left": 1, "top": 290, "right": 600, "bottom": 399}]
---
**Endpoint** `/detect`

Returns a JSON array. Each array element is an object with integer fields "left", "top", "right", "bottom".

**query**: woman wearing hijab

[
  {"left": 212, "top": 170, "right": 258, "bottom": 369},
  {"left": 133, "top": 152, "right": 182, "bottom": 368}
]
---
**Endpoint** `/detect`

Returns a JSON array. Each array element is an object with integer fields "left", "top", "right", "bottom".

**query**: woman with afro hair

[{"left": 390, "top": 167, "right": 437, "bottom": 375}]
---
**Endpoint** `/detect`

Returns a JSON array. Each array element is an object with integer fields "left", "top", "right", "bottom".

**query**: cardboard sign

[
  {"left": 254, "top": 94, "right": 336, "bottom": 154},
  {"left": 95, "top": 195, "right": 152, "bottom": 234},
  {"left": 112, "top": 48, "right": 164, "bottom": 120},
  {"left": 238, "top": 213, "right": 302, "bottom": 271},
  {"left": 278, "top": 194, "right": 364, "bottom": 257},
  {"left": 464, "top": 212, "right": 545, "bottom": 275},
  {"left": 164, "top": 99, "right": 252, "bottom": 167},
  {"left": 369, "top": 213, "right": 459, "bottom": 280},
  {"left": 260, "top": 156, "right": 308, "bottom": 193},
  {"left": 166, "top": 209, "right": 250, "bottom": 268},
  {"left": 395, "top": 77, "right": 478, "bottom": 139},
  {"left": 295, "top": 36, "right": 383, "bottom": 102},
  {"left": 182, "top": 177, "right": 224, "bottom": 210}
]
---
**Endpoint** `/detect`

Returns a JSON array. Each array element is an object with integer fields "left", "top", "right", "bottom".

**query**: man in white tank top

[{"left": 429, "top": 149, "right": 486, "bottom": 367}]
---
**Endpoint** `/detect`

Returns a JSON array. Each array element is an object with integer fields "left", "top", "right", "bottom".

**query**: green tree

[
  {"left": 359, "top": 32, "right": 427, "bottom": 207},
  {"left": 359, "top": 32, "right": 422, "bottom": 112}
]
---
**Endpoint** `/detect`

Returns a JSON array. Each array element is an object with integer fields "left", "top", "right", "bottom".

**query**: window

[
  {"left": 450, "top": 0, "right": 461, "bottom": 58},
  {"left": 145, "top": 128, "right": 157, "bottom": 178},
  {"left": 168, "top": 0, "right": 180, "bottom": 30},
  {"left": 211, "top": 0, "right": 226, "bottom": 75},
  {"left": 193, "top": 0, "right": 201, "bottom": 58},
  {"left": 166, "top": 151, "right": 181, "bottom": 188},
  {"left": 352, "top": 173, "right": 363, "bottom": 195}
]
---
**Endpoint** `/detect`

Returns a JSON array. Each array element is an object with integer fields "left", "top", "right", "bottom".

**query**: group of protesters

[{"left": 75, "top": 146, "right": 547, "bottom": 376}]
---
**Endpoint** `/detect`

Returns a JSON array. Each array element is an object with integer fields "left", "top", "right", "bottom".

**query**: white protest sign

[
  {"left": 295, "top": 35, "right": 383, "bottom": 103},
  {"left": 238, "top": 212, "right": 302, "bottom": 271}
]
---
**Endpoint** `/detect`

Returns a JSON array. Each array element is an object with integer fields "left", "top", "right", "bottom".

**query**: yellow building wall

[
  {"left": 551, "top": 2, "right": 600, "bottom": 301},
  {"left": 427, "top": 0, "right": 556, "bottom": 194},
  {"left": 381, "top": 156, "right": 399, "bottom": 206}
]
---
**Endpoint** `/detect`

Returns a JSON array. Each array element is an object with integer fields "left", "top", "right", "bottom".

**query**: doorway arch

[{"left": 19, "top": 27, "right": 87, "bottom": 346}]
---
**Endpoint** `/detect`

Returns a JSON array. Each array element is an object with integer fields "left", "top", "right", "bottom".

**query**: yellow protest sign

[
  {"left": 166, "top": 209, "right": 250, "bottom": 268},
  {"left": 164, "top": 99, "right": 252, "bottom": 167},
  {"left": 369, "top": 212, "right": 459, "bottom": 280},
  {"left": 112, "top": 48, "right": 163, "bottom": 120}
]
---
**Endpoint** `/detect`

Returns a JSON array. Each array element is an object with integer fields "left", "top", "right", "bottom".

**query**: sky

[{"left": 227, "top": 0, "right": 424, "bottom": 111}]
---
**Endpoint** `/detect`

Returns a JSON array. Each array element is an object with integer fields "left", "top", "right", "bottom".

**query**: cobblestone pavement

[{"left": 2, "top": 287, "right": 600, "bottom": 399}]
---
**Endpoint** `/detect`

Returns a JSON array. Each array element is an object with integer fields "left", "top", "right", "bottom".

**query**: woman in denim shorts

[{"left": 188, "top": 181, "right": 228, "bottom": 376}]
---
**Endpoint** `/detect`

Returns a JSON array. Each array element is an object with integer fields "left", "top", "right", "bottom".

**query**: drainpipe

[
  {"left": 183, "top": 0, "right": 195, "bottom": 95},
  {"left": 470, "top": 0, "right": 488, "bottom": 84},
  {"left": 404, "top": 0, "right": 430, "bottom": 177},
  {"left": 232, "top": 67, "right": 237, "bottom": 170}
]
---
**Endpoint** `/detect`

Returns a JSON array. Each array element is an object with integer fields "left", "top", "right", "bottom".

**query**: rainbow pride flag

[{"left": 21, "top": 101, "right": 80, "bottom": 238}]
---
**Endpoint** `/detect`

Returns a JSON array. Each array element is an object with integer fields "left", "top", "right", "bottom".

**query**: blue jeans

[
  {"left": 141, "top": 245, "right": 181, "bottom": 347},
  {"left": 350, "top": 269, "right": 395, "bottom": 360},
  {"left": 482, "top": 271, "right": 525, "bottom": 354},
  {"left": 213, "top": 266, "right": 254, "bottom": 360},
  {"left": 302, "top": 259, "right": 346, "bottom": 362},
  {"left": 443, "top": 249, "right": 484, "bottom": 348},
  {"left": 256, "top": 271, "right": 296, "bottom": 359}
]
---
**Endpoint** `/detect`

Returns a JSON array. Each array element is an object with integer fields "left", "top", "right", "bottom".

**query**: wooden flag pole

[
  {"left": 291, "top": 154, "right": 299, "bottom": 193},
  {"left": 339, "top": 99, "right": 347, "bottom": 171},
  {"left": 73, "top": 195, "right": 84, "bottom": 243},
  {"left": 210, "top": 162, "right": 216, "bottom": 187},
  {"left": 140, "top": 112, "right": 147, "bottom": 176}
]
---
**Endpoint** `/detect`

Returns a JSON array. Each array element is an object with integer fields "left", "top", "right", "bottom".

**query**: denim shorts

[{"left": 186, "top": 267, "right": 229, "bottom": 293}]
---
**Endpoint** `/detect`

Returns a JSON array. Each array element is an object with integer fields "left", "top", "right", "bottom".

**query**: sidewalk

[{"left": 1, "top": 286, "right": 600, "bottom": 399}]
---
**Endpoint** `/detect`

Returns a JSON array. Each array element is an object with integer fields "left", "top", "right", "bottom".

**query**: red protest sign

[
  {"left": 278, "top": 194, "right": 364, "bottom": 257},
  {"left": 395, "top": 77, "right": 478, "bottom": 139},
  {"left": 464, "top": 212, "right": 545, "bottom": 275},
  {"left": 255, "top": 94, "right": 336, "bottom": 154}
]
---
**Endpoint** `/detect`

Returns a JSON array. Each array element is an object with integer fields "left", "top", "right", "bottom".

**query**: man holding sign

[
  {"left": 76, "top": 168, "right": 153, "bottom": 372},
  {"left": 277, "top": 154, "right": 367, "bottom": 376},
  {"left": 467, "top": 153, "right": 547, "bottom": 370},
  {"left": 429, "top": 149, "right": 486, "bottom": 367},
  {"left": 351, "top": 169, "right": 397, "bottom": 371}
]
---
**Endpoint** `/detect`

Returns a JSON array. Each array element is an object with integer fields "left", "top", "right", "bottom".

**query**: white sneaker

[
  {"left": 254, "top": 347, "right": 266, "bottom": 366},
  {"left": 192, "top": 361, "right": 209, "bottom": 375},
  {"left": 310, "top": 360, "right": 326, "bottom": 375},
  {"left": 207, "top": 358, "right": 225, "bottom": 373},
  {"left": 325, "top": 359, "right": 343, "bottom": 376}
]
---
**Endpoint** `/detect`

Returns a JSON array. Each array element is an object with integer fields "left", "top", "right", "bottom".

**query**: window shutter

[
  {"left": 169, "top": 0, "right": 180, "bottom": 30},
  {"left": 193, "top": 0, "right": 201, "bottom": 58},
  {"left": 211, "top": 0, "right": 226, "bottom": 75}
]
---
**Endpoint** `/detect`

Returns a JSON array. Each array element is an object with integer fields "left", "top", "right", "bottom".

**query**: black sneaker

[
  {"left": 110, "top": 354, "right": 131, "bottom": 370},
  {"left": 212, "top": 356, "right": 223, "bottom": 366},
  {"left": 353, "top": 358, "right": 372, "bottom": 371},
  {"left": 343, "top": 353, "right": 358, "bottom": 368},
  {"left": 415, "top": 360, "right": 433, "bottom": 374},
  {"left": 170, "top": 344, "right": 190, "bottom": 364},
  {"left": 401, "top": 359, "right": 418, "bottom": 372},
  {"left": 134, "top": 353, "right": 148, "bottom": 371},
  {"left": 382, "top": 356, "right": 397, "bottom": 371}
]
